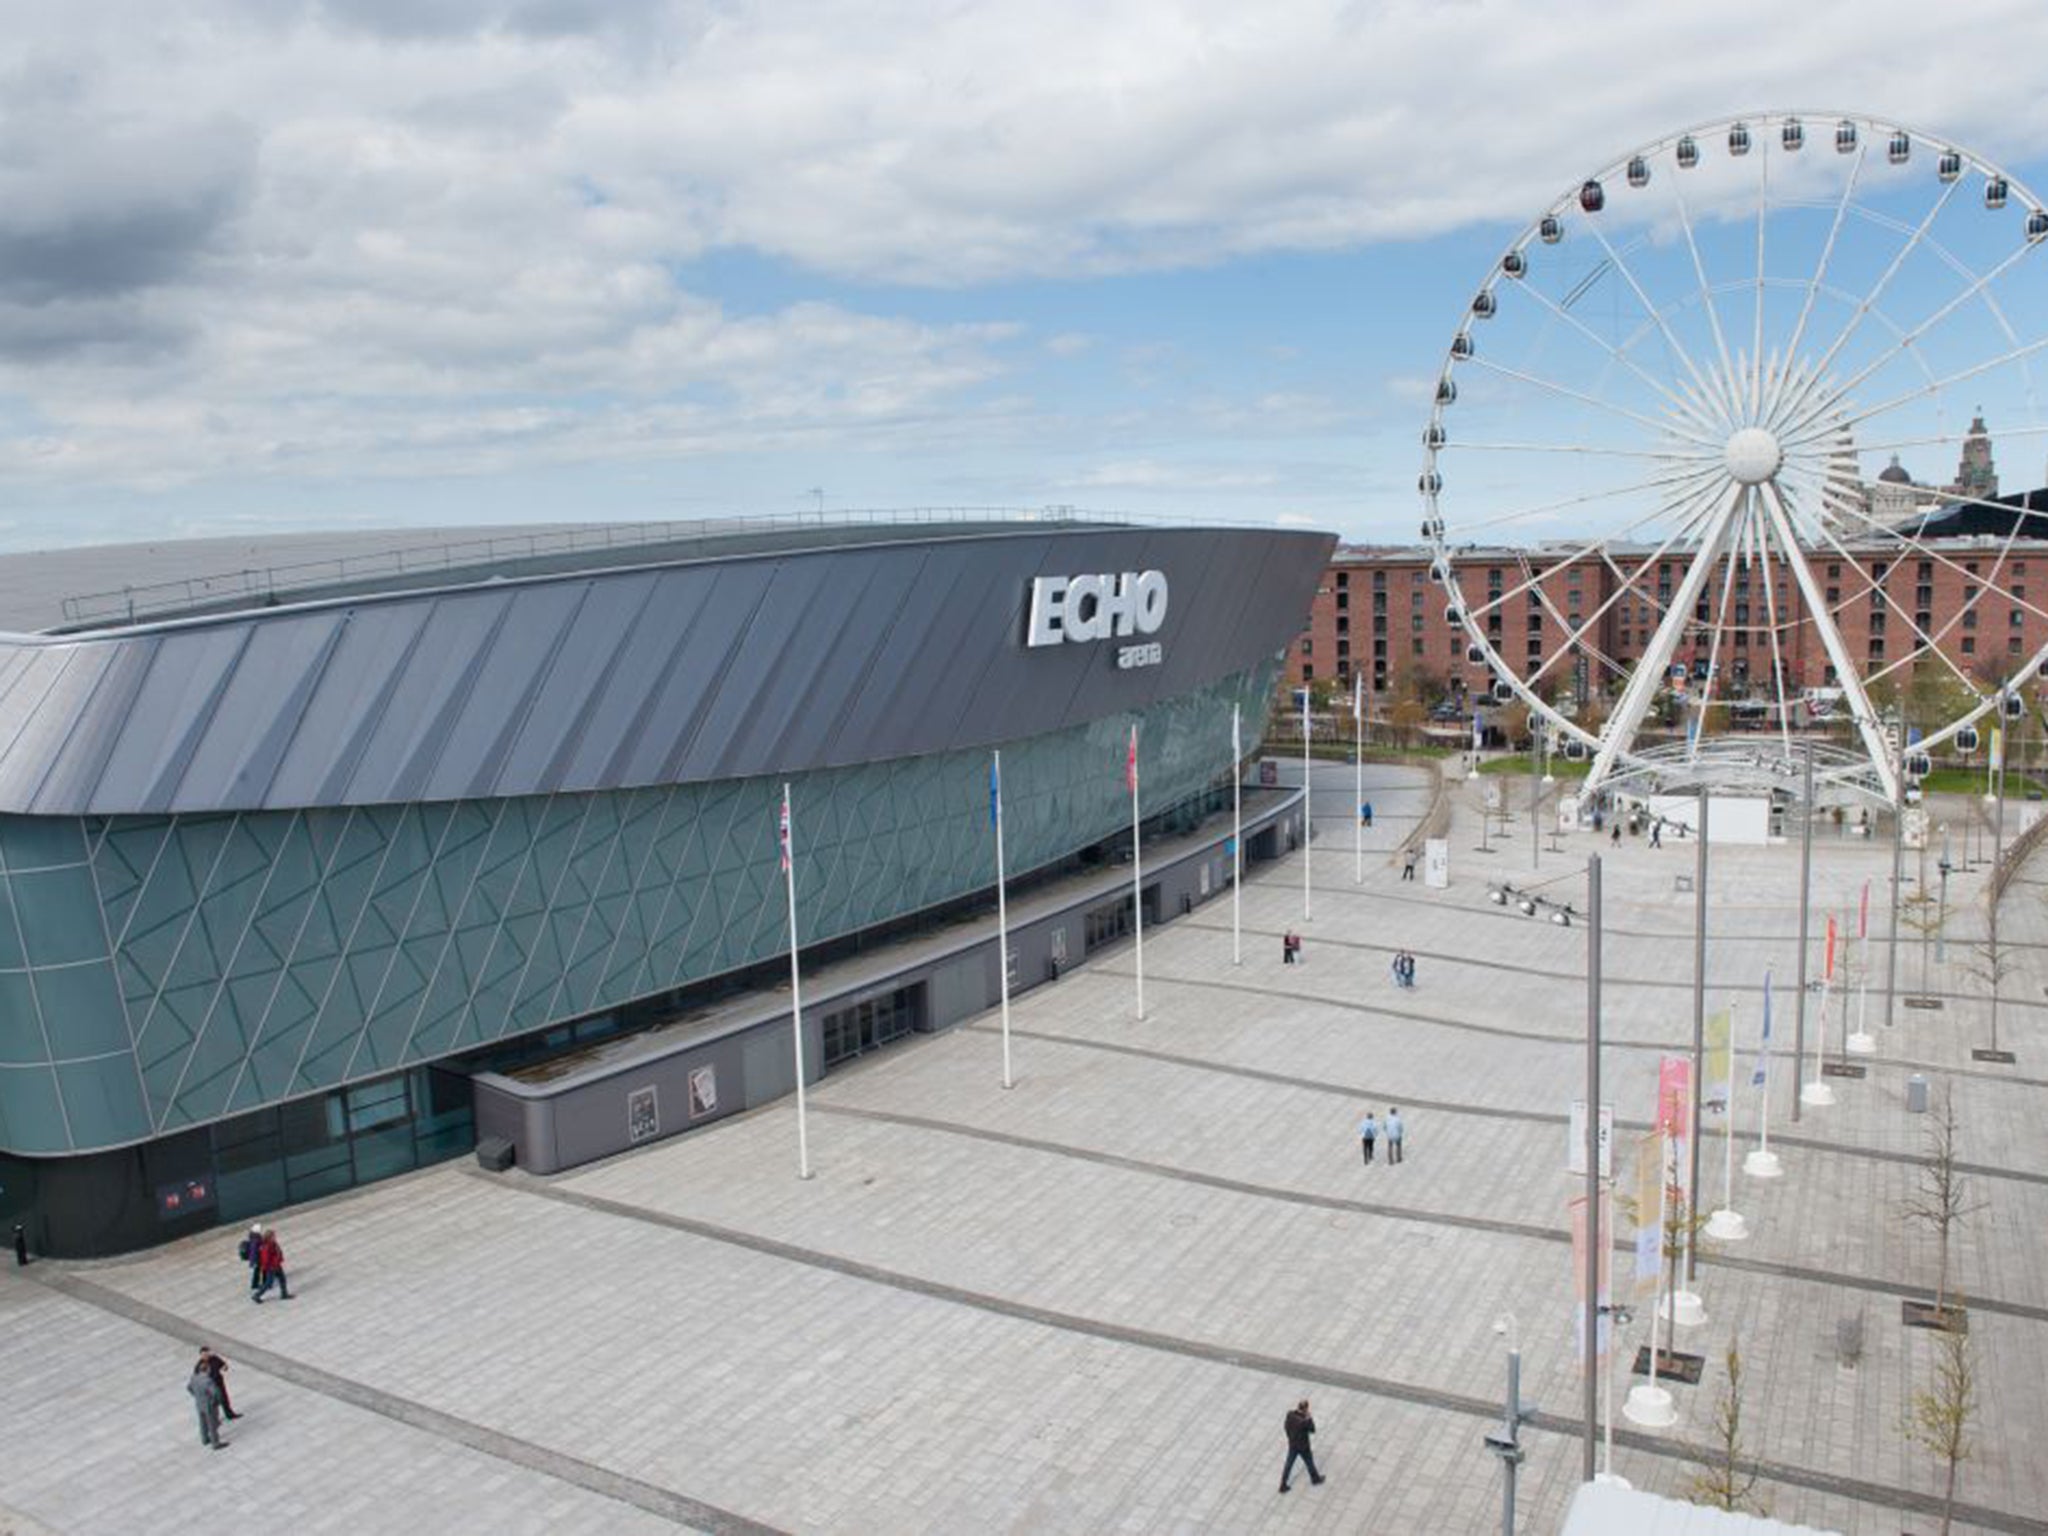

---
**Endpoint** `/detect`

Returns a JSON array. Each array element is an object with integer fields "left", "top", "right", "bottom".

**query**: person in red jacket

[{"left": 254, "top": 1228, "right": 292, "bottom": 1302}]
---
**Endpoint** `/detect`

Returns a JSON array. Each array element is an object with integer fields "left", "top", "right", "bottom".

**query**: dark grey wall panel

[{"left": 0, "top": 526, "right": 1333, "bottom": 815}]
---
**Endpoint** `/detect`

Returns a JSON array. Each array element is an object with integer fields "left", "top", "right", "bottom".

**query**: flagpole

[
  {"left": 1301, "top": 686, "right": 1312, "bottom": 921},
  {"left": 993, "top": 751, "right": 1013, "bottom": 1090},
  {"left": 1131, "top": 725, "right": 1144, "bottom": 1020},
  {"left": 1744, "top": 974, "right": 1782, "bottom": 1178},
  {"left": 1847, "top": 878, "right": 1876, "bottom": 1054},
  {"left": 781, "top": 783, "right": 812, "bottom": 1181},
  {"left": 1354, "top": 674, "right": 1364, "bottom": 885},
  {"left": 1705, "top": 1001, "right": 1747, "bottom": 1240},
  {"left": 1232, "top": 705, "right": 1243, "bottom": 968}
]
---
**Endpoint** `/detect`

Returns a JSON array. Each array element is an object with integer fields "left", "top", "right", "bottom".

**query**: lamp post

[
  {"left": 1486, "top": 1313, "right": 1526, "bottom": 1536},
  {"left": 1936, "top": 831, "right": 1952, "bottom": 966}
]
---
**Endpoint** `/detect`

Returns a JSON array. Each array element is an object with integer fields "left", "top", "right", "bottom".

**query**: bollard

[
  {"left": 12, "top": 1223, "right": 26, "bottom": 1267},
  {"left": 1906, "top": 1073, "right": 1929, "bottom": 1114}
]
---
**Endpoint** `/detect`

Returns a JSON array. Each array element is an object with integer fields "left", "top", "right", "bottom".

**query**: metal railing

[{"left": 54, "top": 505, "right": 1123, "bottom": 629}]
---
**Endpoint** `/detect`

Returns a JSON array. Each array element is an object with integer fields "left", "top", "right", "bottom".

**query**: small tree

[
  {"left": 1959, "top": 930, "right": 2019, "bottom": 1056},
  {"left": 1900, "top": 1084, "right": 1983, "bottom": 1323},
  {"left": 1685, "top": 1339, "right": 1767, "bottom": 1513},
  {"left": 1897, "top": 888, "right": 1944, "bottom": 1002},
  {"left": 1904, "top": 1319, "right": 1975, "bottom": 1536}
]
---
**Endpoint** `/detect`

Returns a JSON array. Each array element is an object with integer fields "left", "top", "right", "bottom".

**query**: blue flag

[
  {"left": 989, "top": 757, "right": 1001, "bottom": 829},
  {"left": 1751, "top": 969, "right": 1773, "bottom": 1087}
]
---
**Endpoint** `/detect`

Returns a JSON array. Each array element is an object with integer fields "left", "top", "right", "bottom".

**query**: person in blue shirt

[
  {"left": 1386, "top": 1108, "right": 1406, "bottom": 1164},
  {"left": 1358, "top": 1110, "right": 1377, "bottom": 1165}
]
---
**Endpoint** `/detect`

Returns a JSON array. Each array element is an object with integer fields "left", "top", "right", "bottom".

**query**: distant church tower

[{"left": 1948, "top": 410, "right": 1998, "bottom": 502}]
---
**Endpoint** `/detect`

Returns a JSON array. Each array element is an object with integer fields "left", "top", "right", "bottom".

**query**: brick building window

[
  {"left": 1301, "top": 638, "right": 1313, "bottom": 655},
  {"left": 1962, "top": 637, "right": 1976, "bottom": 654}
]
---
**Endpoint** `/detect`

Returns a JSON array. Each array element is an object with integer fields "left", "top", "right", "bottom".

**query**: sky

[{"left": 6, "top": 0, "right": 2048, "bottom": 552}]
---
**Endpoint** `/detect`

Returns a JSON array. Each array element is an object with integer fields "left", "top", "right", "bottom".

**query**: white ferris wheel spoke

[
  {"left": 1764, "top": 137, "right": 1869, "bottom": 424},
  {"left": 1578, "top": 217, "right": 1729, "bottom": 426},
  {"left": 1688, "top": 493, "right": 1752, "bottom": 755},
  {"left": 1507, "top": 277, "right": 1724, "bottom": 438},
  {"left": 1461, "top": 357, "right": 1724, "bottom": 450},
  {"left": 1755, "top": 479, "right": 1899, "bottom": 800},
  {"left": 1775, "top": 239, "right": 2042, "bottom": 448},
  {"left": 1751, "top": 139, "right": 1769, "bottom": 417},
  {"left": 1809, "top": 334, "right": 2048, "bottom": 444},
  {"left": 1449, "top": 440, "right": 1716, "bottom": 462},
  {"left": 1670, "top": 178, "right": 1746, "bottom": 423},
  {"left": 1452, "top": 458, "right": 1723, "bottom": 542},
  {"left": 1584, "top": 480, "right": 1749, "bottom": 793}
]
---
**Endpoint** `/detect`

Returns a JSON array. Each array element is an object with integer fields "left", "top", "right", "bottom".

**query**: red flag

[
  {"left": 1824, "top": 914, "right": 1837, "bottom": 981},
  {"left": 778, "top": 788, "right": 792, "bottom": 873},
  {"left": 1858, "top": 879, "right": 1870, "bottom": 940},
  {"left": 1124, "top": 724, "right": 1138, "bottom": 793}
]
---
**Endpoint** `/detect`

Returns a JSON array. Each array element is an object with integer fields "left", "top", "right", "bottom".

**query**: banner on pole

[
  {"left": 1125, "top": 725, "right": 1138, "bottom": 792},
  {"left": 1632, "top": 1131, "right": 1662, "bottom": 1300},
  {"left": 1859, "top": 878, "right": 1870, "bottom": 939},
  {"left": 1567, "top": 1099, "right": 1614, "bottom": 1177},
  {"left": 1702, "top": 1009, "right": 1732, "bottom": 1111},
  {"left": 1570, "top": 1192, "right": 1613, "bottom": 1362},
  {"left": 778, "top": 788, "right": 792, "bottom": 873},
  {"left": 1657, "top": 1055, "right": 1691, "bottom": 1138},
  {"left": 989, "top": 756, "right": 1001, "bottom": 829},
  {"left": 1824, "top": 914, "right": 1837, "bottom": 982},
  {"left": 1751, "top": 970, "right": 1773, "bottom": 1087}
]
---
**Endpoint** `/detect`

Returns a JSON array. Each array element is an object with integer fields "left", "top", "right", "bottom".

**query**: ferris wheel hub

[{"left": 1722, "top": 426, "right": 1783, "bottom": 485}]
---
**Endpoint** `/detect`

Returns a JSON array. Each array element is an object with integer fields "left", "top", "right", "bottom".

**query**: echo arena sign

[{"left": 1025, "top": 570, "right": 1169, "bottom": 670}]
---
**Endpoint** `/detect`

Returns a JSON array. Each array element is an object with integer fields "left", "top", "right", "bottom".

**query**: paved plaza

[{"left": 5, "top": 759, "right": 2047, "bottom": 1534}]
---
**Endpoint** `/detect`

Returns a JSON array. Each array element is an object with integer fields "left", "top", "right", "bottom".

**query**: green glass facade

[{"left": 0, "top": 664, "right": 1274, "bottom": 1157}]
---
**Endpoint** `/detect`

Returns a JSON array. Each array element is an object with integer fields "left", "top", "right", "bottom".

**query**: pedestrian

[
  {"left": 1400, "top": 952, "right": 1417, "bottom": 989},
  {"left": 1361, "top": 802, "right": 1374, "bottom": 829},
  {"left": 1649, "top": 819, "right": 1662, "bottom": 849},
  {"left": 200, "top": 1346, "right": 241, "bottom": 1420},
  {"left": 1358, "top": 1110, "right": 1377, "bottom": 1165},
  {"left": 1401, "top": 848, "right": 1417, "bottom": 881},
  {"left": 1610, "top": 819, "right": 1622, "bottom": 846},
  {"left": 187, "top": 1359, "right": 228, "bottom": 1449},
  {"left": 1279, "top": 1398, "right": 1324, "bottom": 1493},
  {"left": 254, "top": 1227, "right": 291, "bottom": 1302},
  {"left": 239, "top": 1223, "right": 264, "bottom": 1297},
  {"left": 1388, "top": 952, "right": 1404, "bottom": 988},
  {"left": 1386, "top": 1107, "right": 1406, "bottom": 1164}
]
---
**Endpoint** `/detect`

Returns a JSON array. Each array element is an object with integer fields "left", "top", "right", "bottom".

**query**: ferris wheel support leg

[
  {"left": 1755, "top": 484, "right": 1899, "bottom": 803},
  {"left": 1585, "top": 485, "right": 1748, "bottom": 798}
]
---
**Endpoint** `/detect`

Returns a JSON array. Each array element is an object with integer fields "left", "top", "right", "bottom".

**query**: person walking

[
  {"left": 1401, "top": 847, "right": 1417, "bottom": 881},
  {"left": 187, "top": 1359, "right": 228, "bottom": 1449},
  {"left": 1610, "top": 819, "right": 1622, "bottom": 847},
  {"left": 1649, "top": 819, "right": 1663, "bottom": 849},
  {"left": 239, "top": 1223, "right": 264, "bottom": 1298},
  {"left": 1358, "top": 1110, "right": 1377, "bottom": 1165},
  {"left": 200, "top": 1347, "right": 241, "bottom": 1421},
  {"left": 254, "top": 1228, "right": 291, "bottom": 1302},
  {"left": 1361, "top": 802, "right": 1373, "bottom": 829},
  {"left": 1386, "top": 1107, "right": 1406, "bottom": 1165},
  {"left": 1279, "top": 1399, "right": 1324, "bottom": 1492}
]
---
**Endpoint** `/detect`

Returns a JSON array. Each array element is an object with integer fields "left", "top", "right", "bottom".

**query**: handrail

[{"left": 52, "top": 505, "right": 1139, "bottom": 629}]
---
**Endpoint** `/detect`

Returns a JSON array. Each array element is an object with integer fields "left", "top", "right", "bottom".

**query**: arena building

[{"left": 0, "top": 516, "right": 1330, "bottom": 1255}]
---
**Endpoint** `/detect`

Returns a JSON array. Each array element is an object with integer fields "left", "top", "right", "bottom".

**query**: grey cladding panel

[{"left": 0, "top": 526, "right": 1335, "bottom": 814}]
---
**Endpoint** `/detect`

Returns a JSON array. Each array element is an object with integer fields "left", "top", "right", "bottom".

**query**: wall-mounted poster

[
  {"left": 688, "top": 1064, "right": 718, "bottom": 1120},
  {"left": 627, "top": 1085, "right": 659, "bottom": 1143}
]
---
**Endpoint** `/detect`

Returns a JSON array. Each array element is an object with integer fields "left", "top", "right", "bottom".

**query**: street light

[
  {"left": 1484, "top": 1313, "right": 1526, "bottom": 1536},
  {"left": 1937, "top": 831, "right": 1952, "bottom": 966}
]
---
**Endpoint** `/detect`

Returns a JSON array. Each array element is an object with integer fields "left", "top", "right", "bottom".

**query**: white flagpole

[
  {"left": 781, "top": 783, "right": 812, "bottom": 1180},
  {"left": 1354, "top": 673, "right": 1364, "bottom": 885},
  {"left": 1301, "top": 686, "right": 1312, "bottom": 921},
  {"left": 1745, "top": 977, "right": 1782, "bottom": 1178},
  {"left": 1131, "top": 725, "right": 1144, "bottom": 1020},
  {"left": 1232, "top": 705, "right": 1243, "bottom": 968},
  {"left": 1704, "top": 1000, "right": 1747, "bottom": 1240},
  {"left": 993, "top": 750, "right": 1013, "bottom": 1090}
]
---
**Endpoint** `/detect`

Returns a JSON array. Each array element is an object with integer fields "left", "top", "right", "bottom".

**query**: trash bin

[{"left": 1906, "top": 1074, "right": 1929, "bottom": 1114}]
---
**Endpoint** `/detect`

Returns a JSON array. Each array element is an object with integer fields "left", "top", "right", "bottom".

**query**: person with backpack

[{"left": 238, "top": 1224, "right": 264, "bottom": 1298}]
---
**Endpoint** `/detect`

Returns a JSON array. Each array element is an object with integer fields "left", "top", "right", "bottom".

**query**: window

[
  {"left": 1966, "top": 561, "right": 1980, "bottom": 576},
  {"left": 1373, "top": 616, "right": 1386, "bottom": 634},
  {"left": 1869, "top": 612, "right": 1886, "bottom": 635},
  {"left": 2010, "top": 636, "right": 2023, "bottom": 655},
  {"left": 1828, "top": 563, "right": 1841, "bottom": 578},
  {"left": 1336, "top": 615, "right": 1349, "bottom": 634},
  {"left": 1527, "top": 614, "right": 1543, "bottom": 633},
  {"left": 1868, "top": 639, "right": 1885, "bottom": 660},
  {"left": 1336, "top": 572, "right": 1350, "bottom": 588},
  {"left": 1619, "top": 630, "right": 1632, "bottom": 648},
  {"left": 1302, "top": 664, "right": 1315, "bottom": 679},
  {"left": 1962, "top": 637, "right": 1976, "bottom": 655},
  {"left": 1337, "top": 638, "right": 1350, "bottom": 657},
  {"left": 1413, "top": 638, "right": 1425, "bottom": 657},
  {"left": 1412, "top": 587, "right": 1424, "bottom": 608},
  {"left": 1962, "top": 611, "right": 1977, "bottom": 630},
  {"left": 1826, "top": 586, "right": 1841, "bottom": 605},
  {"left": 1919, "top": 561, "right": 1934, "bottom": 578},
  {"left": 1336, "top": 591, "right": 1349, "bottom": 611},
  {"left": 1372, "top": 570, "right": 1386, "bottom": 589},
  {"left": 1412, "top": 613, "right": 1425, "bottom": 632},
  {"left": 1916, "top": 585, "right": 1933, "bottom": 607},
  {"left": 2012, "top": 609, "right": 2026, "bottom": 629},
  {"left": 1301, "top": 638, "right": 1313, "bottom": 655}
]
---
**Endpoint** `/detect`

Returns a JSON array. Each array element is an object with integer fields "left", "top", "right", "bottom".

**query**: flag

[
  {"left": 1125, "top": 724, "right": 1138, "bottom": 793},
  {"left": 1353, "top": 671, "right": 1364, "bottom": 726},
  {"left": 778, "top": 787, "right": 792, "bottom": 873},
  {"left": 1751, "top": 969, "right": 1773, "bottom": 1086},
  {"left": 1703, "top": 1008, "right": 1732, "bottom": 1111},
  {"left": 1472, "top": 712, "right": 1483, "bottom": 751},
  {"left": 1232, "top": 706, "right": 1241, "bottom": 760},
  {"left": 1858, "top": 879, "right": 1870, "bottom": 940},
  {"left": 1824, "top": 915, "right": 1837, "bottom": 982},
  {"left": 1632, "top": 1131, "right": 1663, "bottom": 1299},
  {"left": 1991, "top": 724, "right": 2005, "bottom": 773},
  {"left": 989, "top": 756, "right": 1001, "bottom": 829},
  {"left": 1657, "top": 1056, "right": 1690, "bottom": 1136}
]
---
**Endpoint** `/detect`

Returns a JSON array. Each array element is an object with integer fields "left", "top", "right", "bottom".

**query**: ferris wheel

[{"left": 1419, "top": 111, "right": 2048, "bottom": 804}]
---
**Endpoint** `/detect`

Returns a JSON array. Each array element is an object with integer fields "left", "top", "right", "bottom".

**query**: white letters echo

[{"left": 1026, "top": 570, "right": 1169, "bottom": 647}]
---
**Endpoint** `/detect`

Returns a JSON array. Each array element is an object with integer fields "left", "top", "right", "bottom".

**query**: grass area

[
  {"left": 1271, "top": 740, "right": 1462, "bottom": 763},
  {"left": 1475, "top": 754, "right": 1592, "bottom": 779},
  {"left": 1918, "top": 768, "right": 1991, "bottom": 796}
]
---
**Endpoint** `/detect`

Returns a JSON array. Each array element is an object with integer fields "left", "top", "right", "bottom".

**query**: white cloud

[{"left": 1, "top": 0, "right": 2047, "bottom": 507}]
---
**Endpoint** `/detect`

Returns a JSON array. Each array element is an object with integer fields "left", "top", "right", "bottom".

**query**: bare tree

[
  {"left": 1897, "top": 887, "right": 1945, "bottom": 1004},
  {"left": 1958, "top": 930, "right": 2019, "bottom": 1056},
  {"left": 1685, "top": 1339, "right": 1767, "bottom": 1513},
  {"left": 1900, "top": 1084, "right": 1984, "bottom": 1323},
  {"left": 1904, "top": 1318, "right": 1976, "bottom": 1536}
]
